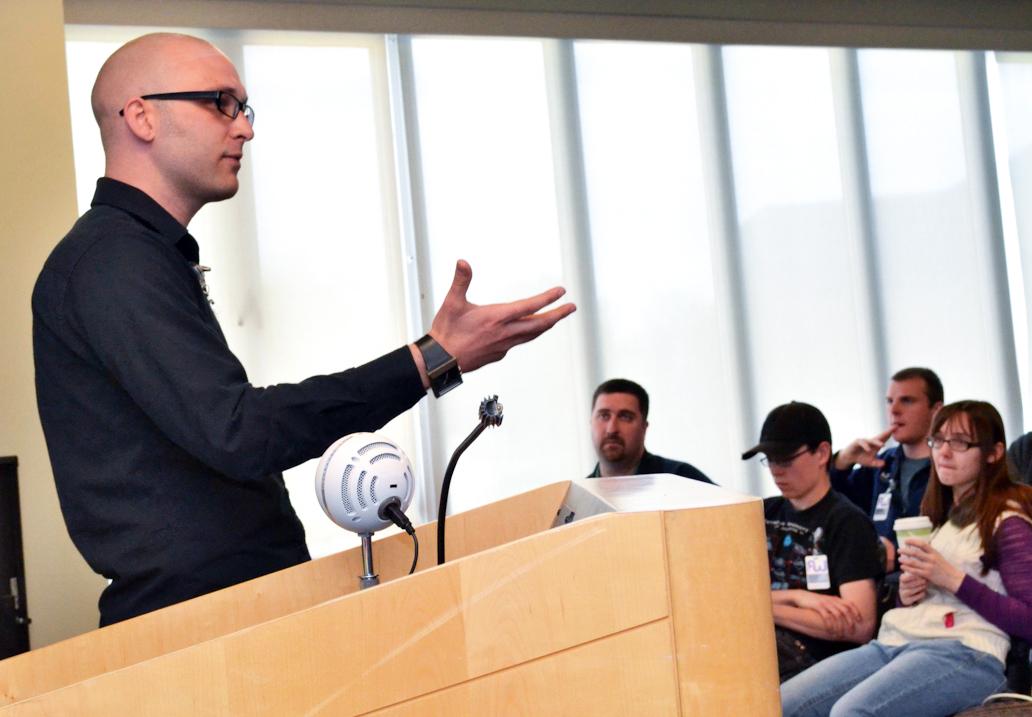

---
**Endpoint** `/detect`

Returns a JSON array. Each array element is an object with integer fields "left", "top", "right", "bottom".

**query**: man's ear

[
  {"left": 121, "top": 98, "right": 157, "bottom": 142},
  {"left": 816, "top": 441, "right": 832, "bottom": 466}
]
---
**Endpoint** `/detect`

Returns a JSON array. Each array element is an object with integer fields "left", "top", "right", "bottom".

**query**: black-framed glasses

[
  {"left": 927, "top": 436, "right": 979, "bottom": 452},
  {"left": 119, "top": 91, "right": 255, "bottom": 125},
  {"left": 760, "top": 446, "right": 810, "bottom": 468}
]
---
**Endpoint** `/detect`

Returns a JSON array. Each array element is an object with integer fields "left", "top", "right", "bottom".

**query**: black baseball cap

[{"left": 741, "top": 401, "right": 832, "bottom": 461}]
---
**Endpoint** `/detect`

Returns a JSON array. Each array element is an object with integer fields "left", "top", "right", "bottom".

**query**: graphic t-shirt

[{"left": 765, "top": 489, "right": 882, "bottom": 660}]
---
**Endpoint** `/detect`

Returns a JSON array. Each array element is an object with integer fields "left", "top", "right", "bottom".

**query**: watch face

[{"left": 432, "top": 367, "right": 462, "bottom": 398}]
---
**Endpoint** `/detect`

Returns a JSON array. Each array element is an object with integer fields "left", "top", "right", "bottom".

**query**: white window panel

[
  {"left": 575, "top": 40, "right": 740, "bottom": 489},
  {"left": 243, "top": 39, "right": 414, "bottom": 557},
  {"left": 860, "top": 49, "right": 1013, "bottom": 424},
  {"left": 724, "top": 45, "right": 873, "bottom": 492},
  {"left": 410, "top": 36, "right": 582, "bottom": 513},
  {"left": 993, "top": 51, "right": 1032, "bottom": 431}
]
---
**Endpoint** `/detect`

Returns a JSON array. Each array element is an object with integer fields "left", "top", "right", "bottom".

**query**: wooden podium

[{"left": 0, "top": 476, "right": 779, "bottom": 715}]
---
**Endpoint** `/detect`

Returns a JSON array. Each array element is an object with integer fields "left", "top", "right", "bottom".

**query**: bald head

[
  {"left": 91, "top": 33, "right": 228, "bottom": 138},
  {"left": 91, "top": 33, "right": 254, "bottom": 226}
]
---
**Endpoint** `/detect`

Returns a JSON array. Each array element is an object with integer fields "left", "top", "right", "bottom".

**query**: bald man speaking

[{"left": 33, "top": 34, "right": 575, "bottom": 626}]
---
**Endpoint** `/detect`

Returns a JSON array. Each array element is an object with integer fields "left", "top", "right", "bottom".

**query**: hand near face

[
  {"left": 898, "top": 571, "right": 928, "bottom": 606},
  {"left": 897, "top": 538, "right": 965, "bottom": 594},
  {"left": 833, "top": 428, "right": 893, "bottom": 471},
  {"left": 428, "top": 260, "right": 576, "bottom": 373},
  {"left": 792, "top": 591, "right": 863, "bottom": 639}
]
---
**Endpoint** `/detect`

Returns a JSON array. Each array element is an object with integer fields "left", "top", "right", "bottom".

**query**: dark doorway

[{"left": 0, "top": 457, "right": 30, "bottom": 658}]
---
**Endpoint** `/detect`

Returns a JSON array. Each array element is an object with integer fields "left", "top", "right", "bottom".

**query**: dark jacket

[
  {"left": 829, "top": 444, "right": 929, "bottom": 545},
  {"left": 588, "top": 450, "right": 713, "bottom": 484}
]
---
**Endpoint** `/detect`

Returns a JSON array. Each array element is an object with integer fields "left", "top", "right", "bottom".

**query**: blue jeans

[{"left": 780, "top": 639, "right": 1007, "bottom": 717}]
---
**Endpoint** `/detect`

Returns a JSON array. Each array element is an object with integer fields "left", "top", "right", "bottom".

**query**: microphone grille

[{"left": 315, "top": 432, "right": 415, "bottom": 533}]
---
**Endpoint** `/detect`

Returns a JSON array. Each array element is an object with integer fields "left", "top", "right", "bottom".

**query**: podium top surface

[{"left": 575, "top": 473, "right": 759, "bottom": 513}]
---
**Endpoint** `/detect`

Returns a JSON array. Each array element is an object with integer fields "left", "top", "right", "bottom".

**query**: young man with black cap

[{"left": 743, "top": 401, "right": 881, "bottom": 682}]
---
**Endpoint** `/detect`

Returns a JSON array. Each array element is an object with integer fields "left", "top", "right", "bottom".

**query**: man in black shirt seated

[
  {"left": 586, "top": 378, "right": 712, "bottom": 483},
  {"left": 1010, "top": 431, "right": 1032, "bottom": 484},
  {"left": 742, "top": 401, "right": 881, "bottom": 681}
]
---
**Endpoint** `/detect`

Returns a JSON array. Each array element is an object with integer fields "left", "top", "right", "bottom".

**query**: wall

[{"left": 0, "top": 0, "right": 106, "bottom": 648}]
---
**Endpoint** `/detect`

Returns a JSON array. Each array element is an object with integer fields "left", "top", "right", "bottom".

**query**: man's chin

[{"left": 205, "top": 180, "right": 240, "bottom": 203}]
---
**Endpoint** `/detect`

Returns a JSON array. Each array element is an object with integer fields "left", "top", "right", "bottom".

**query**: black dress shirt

[
  {"left": 33, "top": 178, "right": 426, "bottom": 625},
  {"left": 587, "top": 450, "right": 714, "bottom": 484}
]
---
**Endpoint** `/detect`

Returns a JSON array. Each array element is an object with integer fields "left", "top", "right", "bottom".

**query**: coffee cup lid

[{"left": 894, "top": 516, "right": 932, "bottom": 530}]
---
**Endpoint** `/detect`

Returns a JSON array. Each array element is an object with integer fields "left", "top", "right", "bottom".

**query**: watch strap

[{"left": 415, "top": 334, "right": 462, "bottom": 398}]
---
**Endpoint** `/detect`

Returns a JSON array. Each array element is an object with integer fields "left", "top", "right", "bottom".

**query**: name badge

[
  {"left": 805, "top": 554, "right": 831, "bottom": 590},
  {"left": 873, "top": 490, "right": 892, "bottom": 521}
]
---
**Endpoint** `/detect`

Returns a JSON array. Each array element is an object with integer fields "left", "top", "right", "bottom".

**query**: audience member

[
  {"left": 1009, "top": 431, "right": 1032, "bottom": 484},
  {"left": 831, "top": 367, "right": 943, "bottom": 572},
  {"left": 743, "top": 401, "right": 881, "bottom": 681},
  {"left": 587, "top": 378, "right": 712, "bottom": 483},
  {"left": 781, "top": 400, "right": 1032, "bottom": 717}
]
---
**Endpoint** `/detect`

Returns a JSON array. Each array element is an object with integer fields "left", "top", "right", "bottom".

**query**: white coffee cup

[{"left": 894, "top": 515, "right": 933, "bottom": 544}]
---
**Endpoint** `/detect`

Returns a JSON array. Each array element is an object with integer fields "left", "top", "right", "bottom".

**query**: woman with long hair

[{"left": 781, "top": 400, "right": 1032, "bottom": 716}]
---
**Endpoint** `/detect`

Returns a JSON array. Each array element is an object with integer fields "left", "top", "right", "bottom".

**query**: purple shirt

[{"left": 955, "top": 516, "right": 1032, "bottom": 641}]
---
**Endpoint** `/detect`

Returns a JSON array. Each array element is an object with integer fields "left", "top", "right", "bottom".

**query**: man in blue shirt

[{"left": 829, "top": 367, "right": 943, "bottom": 573}]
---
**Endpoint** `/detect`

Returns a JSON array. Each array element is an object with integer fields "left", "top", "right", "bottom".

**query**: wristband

[{"left": 415, "top": 334, "right": 462, "bottom": 398}]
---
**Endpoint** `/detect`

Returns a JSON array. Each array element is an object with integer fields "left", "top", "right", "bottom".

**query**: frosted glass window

[
  {"left": 575, "top": 41, "right": 739, "bottom": 489},
  {"left": 243, "top": 40, "right": 414, "bottom": 556},
  {"left": 65, "top": 40, "right": 119, "bottom": 215},
  {"left": 724, "top": 46, "right": 874, "bottom": 492},
  {"left": 860, "top": 50, "right": 1014, "bottom": 427},
  {"left": 411, "top": 37, "right": 582, "bottom": 513},
  {"left": 994, "top": 52, "right": 1032, "bottom": 430}
]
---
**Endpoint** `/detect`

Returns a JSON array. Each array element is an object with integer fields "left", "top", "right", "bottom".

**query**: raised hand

[
  {"left": 427, "top": 260, "right": 576, "bottom": 373},
  {"left": 833, "top": 427, "right": 894, "bottom": 471}
]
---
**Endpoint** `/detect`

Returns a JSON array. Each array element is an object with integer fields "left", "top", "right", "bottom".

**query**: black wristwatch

[{"left": 415, "top": 334, "right": 463, "bottom": 398}]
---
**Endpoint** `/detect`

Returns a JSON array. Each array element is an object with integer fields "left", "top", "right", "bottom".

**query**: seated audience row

[
  {"left": 587, "top": 373, "right": 1032, "bottom": 715},
  {"left": 781, "top": 400, "right": 1032, "bottom": 716}
]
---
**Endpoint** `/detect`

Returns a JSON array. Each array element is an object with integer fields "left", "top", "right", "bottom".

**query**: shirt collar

[{"left": 91, "top": 177, "right": 199, "bottom": 263}]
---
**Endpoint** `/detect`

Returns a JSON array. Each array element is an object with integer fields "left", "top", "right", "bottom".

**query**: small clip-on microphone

[{"left": 436, "top": 395, "right": 503, "bottom": 565}]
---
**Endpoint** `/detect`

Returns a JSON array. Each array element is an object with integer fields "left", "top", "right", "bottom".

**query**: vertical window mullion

[
  {"left": 386, "top": 33, "right": 442, "bottom": 522},
  {"left": 693, "top": 45, "right": 759, "bottom": 493}
]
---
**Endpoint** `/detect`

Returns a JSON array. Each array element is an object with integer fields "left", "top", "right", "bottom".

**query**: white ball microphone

[{"left": 315, "top": 432, "right": 416, "bottom": 588}]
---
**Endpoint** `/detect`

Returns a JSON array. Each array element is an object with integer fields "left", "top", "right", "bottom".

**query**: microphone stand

[
  {"left": 437, "top": 396, "right": 503, "bottom": 565},
  {"left": 358, "top": 533, "right": 379, "bottom": 589}
]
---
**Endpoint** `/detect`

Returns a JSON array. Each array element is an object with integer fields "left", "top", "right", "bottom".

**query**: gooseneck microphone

[
  {"left": 314, "top": 432, "right": 418, "bottom": 588},
  {"left": 436, "top": 395, "right": 503, "bottom": 565}
]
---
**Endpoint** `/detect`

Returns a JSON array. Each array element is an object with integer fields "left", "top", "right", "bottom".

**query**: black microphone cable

[
  {"left": 379, "top": 497, "right": 419, "bottom": 575},
  {"left": 437, "top": 395, "right": 503, "bottom": 565}
]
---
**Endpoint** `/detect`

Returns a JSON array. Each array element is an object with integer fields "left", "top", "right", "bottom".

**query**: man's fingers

[
  {"left": 443, "top": 259, "right": 473, "bottom": 305},
  {"left": 876, "top": 427, "right": 894, "bottom": 441},
  {"left": 498, "top": 286, "right": 569, "bottom": 321},
  {"left": 504, "top": 303, "right": 577, "bottom": 343}
]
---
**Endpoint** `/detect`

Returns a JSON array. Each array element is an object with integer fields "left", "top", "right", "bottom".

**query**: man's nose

[{"left": 234, "top": 112, "right": 255, "bottom": 141}]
